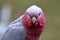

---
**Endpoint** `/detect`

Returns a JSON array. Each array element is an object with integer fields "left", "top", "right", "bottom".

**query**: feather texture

[{"left": 0, "top": 15, "right": 26, "bottom": 40}]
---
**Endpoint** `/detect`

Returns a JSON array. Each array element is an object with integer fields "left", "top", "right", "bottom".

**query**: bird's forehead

[{"left": 26, "top": 5, "right": 42, "bottom": 15}]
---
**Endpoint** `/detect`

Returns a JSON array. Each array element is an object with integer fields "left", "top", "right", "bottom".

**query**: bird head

[
  {"left": 22, "top": 5, "right": 46, "bottom": 27},
  {"left": 25, "top": 5, "right": 43, "bottom": 24},
  {"left": 22, "top": 5, "right": 46, "bottom": 40}
]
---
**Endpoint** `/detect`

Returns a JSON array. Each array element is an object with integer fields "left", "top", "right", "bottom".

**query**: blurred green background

[{"left": 0, "top": 0, "right": 60, "bottom": 40}]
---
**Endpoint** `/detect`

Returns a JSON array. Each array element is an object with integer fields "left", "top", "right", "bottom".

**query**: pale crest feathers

[{"left": 26, "top": 5, "right": 42, "bottom": 14}]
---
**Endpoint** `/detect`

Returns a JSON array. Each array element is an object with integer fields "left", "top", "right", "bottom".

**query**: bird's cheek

[
  {"left": 22, "top": 15, "right": 32, "bottom": 27},
  {"left": 35, "top": 17, "right": 44, "bottom": 26},
  {"left": 27, "top": 19, "right": 32, "bottom": 27},
  {"left": 38, "top": 17, "right": 46, "bottom": 27},
  {"left": 35, "top": 19, "right": 39, "bottom": 26}
]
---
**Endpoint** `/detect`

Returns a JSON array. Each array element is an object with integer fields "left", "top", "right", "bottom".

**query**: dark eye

[{"left": 39, "top": 13, "right": 40, "bottom": 15}]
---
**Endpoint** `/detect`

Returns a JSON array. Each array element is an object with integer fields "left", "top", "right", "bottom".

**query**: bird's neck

[
  {"left": 25, "top": 25, "right": 42, "bottom": 40},
  {"left": 25, "top": 36, "right": 40, "bottom": 40}
]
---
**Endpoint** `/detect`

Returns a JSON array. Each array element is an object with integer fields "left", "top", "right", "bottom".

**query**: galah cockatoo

[{"left": 0, "top": 5, "right": 46, "bottom": 40}]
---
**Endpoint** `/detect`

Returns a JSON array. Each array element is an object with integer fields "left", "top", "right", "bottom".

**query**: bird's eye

[{"left": 39, "top": 13, "right": 40, "bottom": 15}]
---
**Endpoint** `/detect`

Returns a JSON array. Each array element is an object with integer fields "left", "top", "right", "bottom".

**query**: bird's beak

[{"left": 32, "top": 17, "right": 36, "bottom": 24}]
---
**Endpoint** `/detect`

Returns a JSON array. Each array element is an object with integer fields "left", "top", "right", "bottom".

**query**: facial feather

[{"left": 22, "top": 5, "right": 46, "bottom": 40}]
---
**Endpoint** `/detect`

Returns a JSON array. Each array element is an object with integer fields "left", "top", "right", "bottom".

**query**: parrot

[{"left": 0, "top": 5, "right": 46, "bottom": 40}]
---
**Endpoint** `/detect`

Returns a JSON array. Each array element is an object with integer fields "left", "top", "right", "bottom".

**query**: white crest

[{"left": 26, "top": 5, "right": 42, "bottom": 14}]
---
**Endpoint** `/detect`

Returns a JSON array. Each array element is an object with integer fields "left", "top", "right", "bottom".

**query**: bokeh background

[{"left": 0, "top": 0, "right": 60, "bottom": 40}]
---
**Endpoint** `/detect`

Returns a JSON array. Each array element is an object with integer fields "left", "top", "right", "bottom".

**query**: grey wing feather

[
  {"left": 0, "top": 15, "right": 26, "bottom": 40},
  {"left": 9, "top": 15, "right": 24, "bottom": 25}
]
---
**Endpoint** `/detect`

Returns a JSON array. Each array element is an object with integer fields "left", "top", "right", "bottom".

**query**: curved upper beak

[{"left": 32, "top": 17, "right": 36, "bottom": 24}]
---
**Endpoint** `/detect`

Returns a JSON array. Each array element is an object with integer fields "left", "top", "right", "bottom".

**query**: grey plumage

[{"left": 0, "top": 15, "right": 26, "bottom": 40}]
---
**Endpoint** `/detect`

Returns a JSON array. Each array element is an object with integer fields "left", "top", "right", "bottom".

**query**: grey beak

[{"left": 32, "top": 17, "right": 36, "bottom": 24}]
